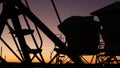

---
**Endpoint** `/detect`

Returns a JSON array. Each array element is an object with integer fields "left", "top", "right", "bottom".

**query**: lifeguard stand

[
  {"left": 91, "top": 1, "right": 120, "bottom": 65},
  {"left": 57, "top": 16, "right": 101, "bottom": 64}
]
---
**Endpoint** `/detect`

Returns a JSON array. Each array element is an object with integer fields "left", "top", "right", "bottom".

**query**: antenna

[
  {"left": 51, "top": 0, "right": 62, "bottom": 24},
  {"left": 0, "top": 46, "right": 2, "bottom": 57}
]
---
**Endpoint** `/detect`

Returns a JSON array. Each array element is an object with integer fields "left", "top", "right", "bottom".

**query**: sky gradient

[{"left": 0, "top": 0, "right": 120, "bottom": 63}]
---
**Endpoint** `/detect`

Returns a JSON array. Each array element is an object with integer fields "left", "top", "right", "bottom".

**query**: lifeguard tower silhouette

[
  {"left": 58, "top": 16, "right": 100, "bottom": 55},
  {"left": 56, "top": 1, "right": 120, "bottom": 66},
  {"left": 1, "top": 0, "right": 120, "bottom": 68}
]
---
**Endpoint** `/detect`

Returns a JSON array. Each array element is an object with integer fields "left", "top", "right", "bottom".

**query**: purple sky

[{"left": 26, "top": 0, "right": 119, "bottom": 33}]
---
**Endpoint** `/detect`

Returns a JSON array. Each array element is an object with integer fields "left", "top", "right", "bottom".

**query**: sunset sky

[{"left": 0, "top": 0, "right": 120, "bottom": 63}]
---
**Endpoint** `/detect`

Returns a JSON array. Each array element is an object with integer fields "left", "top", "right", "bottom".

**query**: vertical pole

[
  {"left": 4, "top": 55, "right": 6, "bottom": 61},
  {"left": 0, "top": 46, "right": 2, "bottom": 57}
]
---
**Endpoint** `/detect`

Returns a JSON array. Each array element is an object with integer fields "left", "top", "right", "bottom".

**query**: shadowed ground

[{"left": 0, "top": 63, "right": 120, "bottom": 68}]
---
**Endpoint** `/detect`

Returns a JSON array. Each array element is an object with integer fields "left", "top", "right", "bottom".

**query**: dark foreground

[{"left": 0, "top": 63, "right": 120, "bottom": 68}]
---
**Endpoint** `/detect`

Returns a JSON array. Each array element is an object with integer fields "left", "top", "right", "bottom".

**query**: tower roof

[{"left": 90, "top": 1, "right": 120, "bottom": 15}]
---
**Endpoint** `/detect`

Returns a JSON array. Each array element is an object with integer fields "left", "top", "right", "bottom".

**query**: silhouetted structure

[
  {"left": 1, "top": 0, "right": 120, "bottom": 68},
  {"left": 58, "top": 16, "right": 101, "bottom": 55},
  {"left": 91, "top": 1, "right": 120, "bottom": 53},
  {"left": 0, "top": 0, "right": 85, "bottom": 67}
]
